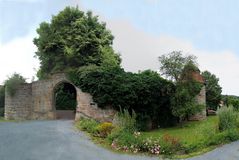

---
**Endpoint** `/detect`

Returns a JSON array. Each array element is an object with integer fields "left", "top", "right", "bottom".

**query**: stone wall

[
  {"left": 188, "top": 85, "right": 207, "bottom": 121},
  {"left": 75, "top": 87, "right": 116, "bottom": 122},
  {"left": 5, "top": 83, "right": 32, "bottom": 120},
  {"left": 4, "top": 73, "right": 116, "bottom": 122}
]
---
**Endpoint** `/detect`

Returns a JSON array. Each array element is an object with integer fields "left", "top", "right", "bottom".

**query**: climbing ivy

[
  {"left": 171, "top": 62, "right": 205, "bottom": 121},
  {"left": 68, "top": 66, "right": 177, "bottom": 128}
]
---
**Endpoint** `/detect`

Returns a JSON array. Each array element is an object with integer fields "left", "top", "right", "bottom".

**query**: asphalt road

[{"left": 0, "top": 120, "right": 238, "bottom": 160}]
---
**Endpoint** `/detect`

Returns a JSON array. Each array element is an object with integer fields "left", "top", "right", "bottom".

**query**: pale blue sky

[
  {"left": 1, "top": 0, "right": 239, "bottom": 95},
  {"left": 81, "top": 0, "right": 239, "bottom": 52},
  {"left": 1, "top": 0, "right": 239, "bottom": 52}
]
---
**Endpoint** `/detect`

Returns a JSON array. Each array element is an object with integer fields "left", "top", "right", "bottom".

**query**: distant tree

[
  {"left": 202, "top": 71, "right": 222, "bottom": 110},
  {"left": 158, "top": 51, "right": 197, "bottom": 82},
  {"left": 222, "top": 95, "right": 239, "bottom": 110},
  {"left": 4, "top": 73, "right": 26, "bottom": 96},
  {"left": 34, "top": 6, "right": 121, "bottom": 79}
]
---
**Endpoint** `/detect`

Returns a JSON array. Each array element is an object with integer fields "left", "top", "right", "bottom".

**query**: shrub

[
  {"left": 75, "top": 118, "right": 99, "bottom": 134},
  {"left": 4, "top": 73, "right": 26, "bottom": 96},
  {"left": 160, "top": 134, "right": 182, "bottom": 154},
  {"left": 206, "top": 129, "right": 239, "bottom": 146},
  {"left": 113, "top": 109, "right": 137, "bottom": 133},
  {"left": 224, "top": 129, "right": 239, "bottom": 141},
  {"left": 111, "top": 131, "right": 139, "bottom": 150},
  {"left": 136, "top": 114, "right": 152, "bottom": 131},
  {"left": 109, "top": 130, "right": 161, "bottom": 155},
  {"left": 183, "top": 142, "right": 204, "bottom": 154},
  {"left": 218, "top": 106, "right": 238, "bottom": 131},
  {"left": 96, "top": 122, "right": 114, "bottom": 138}
]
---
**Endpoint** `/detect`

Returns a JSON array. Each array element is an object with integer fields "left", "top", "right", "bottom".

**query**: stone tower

[{"left": 188, "top": 71, "right": 207, "bottom": 121}]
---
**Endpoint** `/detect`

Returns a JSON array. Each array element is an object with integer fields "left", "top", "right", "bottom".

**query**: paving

[{"left": 0, "top": 120, "right": 238, "bottom": 160}]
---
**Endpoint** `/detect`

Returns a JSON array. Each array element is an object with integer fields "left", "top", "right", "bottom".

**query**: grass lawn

[
  {"left": 142, "top": 116, "right": 218, "bottom": 146},
  {"left": 141, "top": 116, "right": 234, "bottom": 158},
  {"left": 0, "top": 117, "right": 15, "bottom": 122}
]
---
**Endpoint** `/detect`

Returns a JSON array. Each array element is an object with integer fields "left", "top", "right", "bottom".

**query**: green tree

[
  {"left": 171, "top": 62, "right": 204, "bottom": 121},
  {"left": 222, "top": 95, "right": 239, "bottom": 110},
  {"left": 34, "top": 6, "right": 121, "bottom": 79},
  {"left": 202, "top": 71, "right": 222, "bottom": 110},
  {"left": 4, "top": 73, "right": 26, "bottom": 96},
  {"left": 158, "top": 51, "right": 197, "bottom": 82}
]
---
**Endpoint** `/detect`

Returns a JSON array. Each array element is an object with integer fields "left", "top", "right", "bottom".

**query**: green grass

[
  {"left": 0, "top": 117, "right": 16, "bottom": 122},
  {"left": 142, "top": 116, "right": 218, "bottom": 145}
]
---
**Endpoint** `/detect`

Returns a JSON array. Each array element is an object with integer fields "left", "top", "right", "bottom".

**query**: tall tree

[
  {"left": 34, "top": 6, "right": 121, "bottom": 79},
  {"left": 202, "top": 71, "right": 222, "bottom": 110},
  {"left": 158, "top": 51, "right": 197, "bottom": 82}
]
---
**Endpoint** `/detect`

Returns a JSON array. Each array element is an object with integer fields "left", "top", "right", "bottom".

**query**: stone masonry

[{"left": 4, "top": 73, "right": 116, "bottom": 122}]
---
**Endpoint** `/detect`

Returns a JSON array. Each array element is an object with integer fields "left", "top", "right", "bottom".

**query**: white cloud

[
  {"left": 0, "top": 33, "right": 39, "bottom": 84},
  {"left": 106, "top": 20, "right": 239, "bottom": 95},
  {"left": 1, "top": 4, "right": 238, "bottom": 96}
]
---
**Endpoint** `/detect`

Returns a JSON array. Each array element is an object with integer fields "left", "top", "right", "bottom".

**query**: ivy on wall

[{"left": 68, "top": 66, "right": 177, "bottom": 129}]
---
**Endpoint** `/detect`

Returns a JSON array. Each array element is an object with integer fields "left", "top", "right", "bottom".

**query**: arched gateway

[{"left": 4, "top": 73, "right": 115, "bottom": 122}]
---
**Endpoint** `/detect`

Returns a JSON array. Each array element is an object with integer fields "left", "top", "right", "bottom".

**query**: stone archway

[
  {"left": 4, "top": 73, "right": 116, "bottom": 122},
  {"left": 53, "top": 82, "right": 77, "bottom": 120}
]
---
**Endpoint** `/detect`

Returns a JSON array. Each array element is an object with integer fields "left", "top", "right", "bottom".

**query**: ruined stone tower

[{"left": 188, "top": 70, "right": 207, "bottom": 121}]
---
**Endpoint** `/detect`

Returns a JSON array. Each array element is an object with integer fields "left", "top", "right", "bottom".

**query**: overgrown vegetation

[
  {"left": 4, "top": 73, "right": 26, "bottom": 96},
  {"left": 222, "top": 95, "right": 239, "bottom": 110},
  {"left": 0, "top": 86, "right": 5, "bottom": 116},
  {"left": 69, "top": 66, "right": 177, "bottom": 129},
  {"left": 171, "top": 62, "right": 204, "bottom": 121},
  {"left": 34, "top": 6, "right": 216, "bottom": 130},
  {"left": 34, "top": 6, "right": 120, "bottom": 79},
  {"left": 32, "top": 6, "right": 233, "bottom": 157},
  {"left": 202, "top": 71, "right": 222, "bottom": 110},
  {"left": 218, "top": 106, "right": 238, "bottom": 131},
  {"left": 55, "top": 83, "right": 77, "bottom": 110}
]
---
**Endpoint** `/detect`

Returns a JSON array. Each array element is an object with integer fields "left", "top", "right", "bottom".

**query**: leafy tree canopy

[
  {"left": 34, "top": 6, "right": 121, "bottom": 79},
  {"left": 222, "top": 95, "right": 239, "bottom": 110},
  {"left": 158, "top": 51, "right": 197, "bottom": 82},
  {"left": 202, "top": 71, "right": 222, "bottom": 110}
]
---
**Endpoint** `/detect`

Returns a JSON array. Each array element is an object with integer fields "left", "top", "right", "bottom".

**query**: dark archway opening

[{"left": 54, "top": 82, "right": 77, "bottom": 120}]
